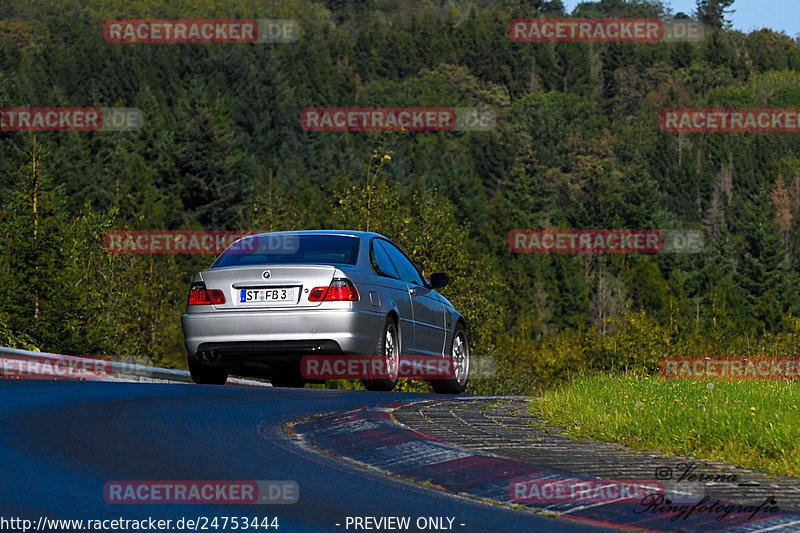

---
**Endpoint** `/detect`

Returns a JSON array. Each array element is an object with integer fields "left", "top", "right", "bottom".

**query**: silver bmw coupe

[{"left": 181, "top": 230, "right": 469, "bottom": 393}]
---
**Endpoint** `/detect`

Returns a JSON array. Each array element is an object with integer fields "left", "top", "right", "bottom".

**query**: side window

[
  {"left": 382, "top": 240, "right": 424, "bottom": 286},
  {"left": 372, "top": 240, "right": 399, "bottom": 279}
]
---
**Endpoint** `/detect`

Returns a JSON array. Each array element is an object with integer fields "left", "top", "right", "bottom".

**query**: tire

[
  {"left": 430, "top": 324, "right": 469, "bottom": 394},
  {"left": 362, "top": 317, "right": 400, "bottom": 392},
  {"left": 188, "top": 359, "right": 229, "bottom": 385},
  {"left": 269, "top": 377, "right": 307, "bottom": 388}
]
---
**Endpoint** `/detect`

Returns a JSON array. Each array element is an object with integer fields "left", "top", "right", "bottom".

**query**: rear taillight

[
  {"left": 308, "top": 287, "right": 327, "bottom": 301},
  {"left": 308, "top": 278, "right": 359, "bottom": 302},
  {"left": 188, "top": 282, "right": 226, "bottom": 306}
]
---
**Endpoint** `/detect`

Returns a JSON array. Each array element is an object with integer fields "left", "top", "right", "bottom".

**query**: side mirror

[{"left": 428, "top": 272, "right": 449, "bottom": 289}]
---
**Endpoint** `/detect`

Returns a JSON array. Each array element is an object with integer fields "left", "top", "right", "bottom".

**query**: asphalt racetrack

[{"left": 0, "top": 381, "right": 614, "bottom": 532}]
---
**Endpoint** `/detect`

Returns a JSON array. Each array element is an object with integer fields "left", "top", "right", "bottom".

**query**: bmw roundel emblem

[{"left": 262, "top": 270, "right": 271, "bottom": 279}]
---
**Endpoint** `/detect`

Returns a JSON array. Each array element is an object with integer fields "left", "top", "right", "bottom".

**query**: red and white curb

[{"left": 287, "top": 401, "right": 800, "bottom": 532}]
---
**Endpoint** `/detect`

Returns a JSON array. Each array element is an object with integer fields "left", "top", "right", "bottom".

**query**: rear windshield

[{"left": 212, "top": 234, "right": 360, "bottom": 268}]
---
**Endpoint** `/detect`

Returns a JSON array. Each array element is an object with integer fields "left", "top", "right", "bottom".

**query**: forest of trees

[{"left": 2, "top": 0, "right": 800, "bottom": 393}]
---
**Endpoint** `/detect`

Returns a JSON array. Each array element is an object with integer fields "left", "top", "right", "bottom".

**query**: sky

[{"left": 560, "top": 1, "right": 800, "bottom": 37}]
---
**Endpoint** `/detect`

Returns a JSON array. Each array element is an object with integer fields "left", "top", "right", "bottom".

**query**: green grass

[{"left": 530, "top": 373, "right": 800, "bottom": 477}]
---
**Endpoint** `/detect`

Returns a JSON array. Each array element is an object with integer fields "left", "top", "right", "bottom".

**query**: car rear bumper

[{"left": 181, "top": 308, "right": 383, "bottom": 361}]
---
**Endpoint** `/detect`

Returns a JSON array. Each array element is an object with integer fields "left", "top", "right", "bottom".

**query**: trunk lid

[{"left": 199, "top": 264, "right": 338, "bottom": 310}]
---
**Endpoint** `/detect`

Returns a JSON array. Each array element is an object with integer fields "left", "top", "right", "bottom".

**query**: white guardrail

[{"left": 0, "top": 347, "right": 271, "bottom": 387}]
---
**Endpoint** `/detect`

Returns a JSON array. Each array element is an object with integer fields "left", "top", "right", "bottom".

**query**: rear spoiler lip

[
  {"left": 205, "top": 263, "right": 354, "bottom": 271},
  {"left": 231, "top": 281, "right": 305, "bottom": 288}
]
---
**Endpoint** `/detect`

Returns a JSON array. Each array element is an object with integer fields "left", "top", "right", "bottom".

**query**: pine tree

[
  {"left": 696, "top": 0, "right": 735, "bottom": 29},
  {"left": 0, "top": 138, "right": 114, "bottom": 353}
]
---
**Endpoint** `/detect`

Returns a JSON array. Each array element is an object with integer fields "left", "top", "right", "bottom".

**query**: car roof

[{"left": 240, "top": 230, "right": 387, "bottom": 241}]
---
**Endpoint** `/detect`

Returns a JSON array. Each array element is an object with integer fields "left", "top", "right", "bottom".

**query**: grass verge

[{"left": 530, "top": 373, "right": 800, "bottom": 477}]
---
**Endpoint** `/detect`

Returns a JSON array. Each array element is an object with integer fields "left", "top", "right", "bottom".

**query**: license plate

[{"left": 240, "top": 287, "right": 296, "bottom": 304}]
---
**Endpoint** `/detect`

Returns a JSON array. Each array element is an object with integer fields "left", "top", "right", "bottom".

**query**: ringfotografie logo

[
  {"left": 634, "top": 494, "right": 779, "bottom": 523},
  {"left": 654, "top": 462, "right": 739, "bottom": 483}
]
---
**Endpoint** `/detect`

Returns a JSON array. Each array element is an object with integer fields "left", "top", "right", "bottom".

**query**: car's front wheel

[
  {"left": 362, "top": 317, "right": 400, "bottom": 392},
  {"left": 188, "top": 359, "right": 229, "bottom": 385},
  {"left": 430, "top": 324, "right": 469, "bottom": 394}
]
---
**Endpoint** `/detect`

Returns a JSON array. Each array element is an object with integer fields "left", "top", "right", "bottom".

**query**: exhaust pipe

[{"left": 197, "top": 351, "right": 219, "bottom": 364}]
